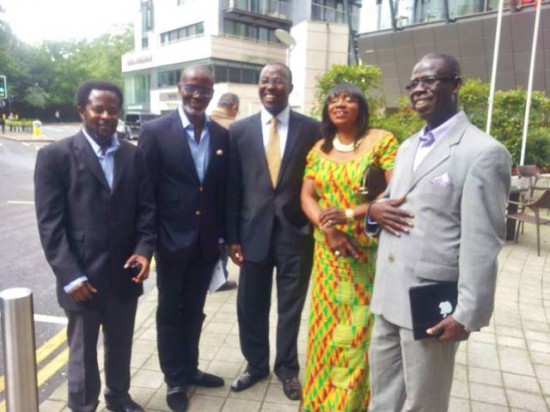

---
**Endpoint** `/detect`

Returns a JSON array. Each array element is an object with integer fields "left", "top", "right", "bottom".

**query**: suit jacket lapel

[
  {"left": 111, "top": 143, "right": 127, "bottom": 193},
  {"left": 171, "top": 111, "right": 200, "bottom": 183},
  {"left": 74, "top": 132, "right": 110, "bottom": 191},
  {"left": 391, "top": 136, "right": 418, "bottom": 197},
  {"left": 278, "top": 111, "right": 301, "bottom": 185},
  {"left": 249, "top": 114, "right": 271, "bottom": 183},
  {"left": 408, "top": 114, "right": 469, "bottom": 192}
]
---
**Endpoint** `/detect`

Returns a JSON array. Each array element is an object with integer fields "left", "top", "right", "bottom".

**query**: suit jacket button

[
  {"left": 388, "top": 253, "right": 395, "bottom": 262},
  {"left": 195, "top": 210, "right": 201, "bottom": 216}
]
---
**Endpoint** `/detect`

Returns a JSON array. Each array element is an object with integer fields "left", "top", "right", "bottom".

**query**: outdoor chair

[
  {"left": 517, "top": 165, "right": 548, "bottom": 201},
  {"left": 507, "top": 189, "right": 550, "bottom": 256}
]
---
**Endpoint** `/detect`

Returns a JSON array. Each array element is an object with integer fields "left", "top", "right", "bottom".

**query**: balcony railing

[
  {"left": 311, "top": 3, "right": 360, "bottom": 30},
  {"left": 223, "top": 0, "right": 292, "bottom": 21}
]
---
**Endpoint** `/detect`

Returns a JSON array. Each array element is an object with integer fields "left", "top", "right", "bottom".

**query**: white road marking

[
  {"left": 33, "top": 314, "right": 68, "bottom": 325},
  {"left": 7, "top": 200, "right": 34, "bottom": 205}
]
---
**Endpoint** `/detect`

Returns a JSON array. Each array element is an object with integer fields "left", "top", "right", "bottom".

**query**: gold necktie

[{"left": 266, "top": 116, "right": 281, "bottom": 187}]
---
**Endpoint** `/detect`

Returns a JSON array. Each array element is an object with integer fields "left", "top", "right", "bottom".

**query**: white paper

[{"left": 208, "top": 260, "right": 226, "bottom": 293}]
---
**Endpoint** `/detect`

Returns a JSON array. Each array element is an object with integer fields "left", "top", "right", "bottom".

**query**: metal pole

[
  {"left": 520, "top": 1, "right": 542, "bottom": 166},
  {"left": 486, "top": 0, "right": 505, "bottom": 135},
  {"left": 0, "top": 288, "right": 39, "bottom": 412}
]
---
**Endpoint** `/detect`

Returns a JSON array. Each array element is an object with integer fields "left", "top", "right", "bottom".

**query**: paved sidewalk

[{"left": 39, "top": 224, "right": 550, "bottom": 412}]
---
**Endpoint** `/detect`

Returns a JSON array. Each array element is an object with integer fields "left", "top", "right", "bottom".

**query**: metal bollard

[{"left": 0, "top": 288, "right": 39, "bottom": 412}]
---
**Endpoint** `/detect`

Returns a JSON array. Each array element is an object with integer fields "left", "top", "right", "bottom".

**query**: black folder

[{"left": 409, "top": 282, "right": 458, "bottom": 340}]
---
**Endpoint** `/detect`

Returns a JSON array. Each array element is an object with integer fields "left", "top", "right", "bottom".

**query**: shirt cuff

[
  {"left": 64, "top": 276, "right": 88, "bottom": 293},
  {"left": 365, "top": 215, "right": 381, "bottom": 237}
]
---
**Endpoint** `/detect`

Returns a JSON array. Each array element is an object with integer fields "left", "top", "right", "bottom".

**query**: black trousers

[
  {"left": 156, "top": 246, "right": 217, "bottom": 387},
  {"left": 237, "top": 220, "right": 313, "bottom": 379},
  {"left": 65, "top": 296, "right": 137, "bottom": 412}
]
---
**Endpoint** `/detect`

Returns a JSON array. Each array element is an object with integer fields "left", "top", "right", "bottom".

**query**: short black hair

[
  {"left": 75, "top": 80, "right": 123, "bottom": 109},
  {"left": 261, "top": 62, "right": 293, "bottom": 85},
  {"left": 320, "top": 82, "right": 370, "bottom": 154},
  {"left": 218, "top": 92, "right": 239, "bottom": 108},
  {"left": 421, "top": 53, "right": 461, "bottom": 77}
]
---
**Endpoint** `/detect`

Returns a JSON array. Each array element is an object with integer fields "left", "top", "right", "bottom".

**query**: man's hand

[
  {"left": 124, "top": 254, "right": 150, "bottom": 283},
  {"left": 369, "top": 196, "right": 413, "bottom": 236},
  {"left": 319, "top": 207, "right": 347, "bottom": 227},
  {"left": 427, "top": 315, "right": 470, "bottom": 342},
  {"left": 229, "top": 244, "right": 244, "bottom": 266},
  {"left": 68, "top": 281, "right": 97, "bottom": 302}
]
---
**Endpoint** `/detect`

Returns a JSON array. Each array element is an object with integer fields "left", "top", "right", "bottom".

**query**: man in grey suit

[{"left": 367, "top": 54, "right": 511, "bottom": 411}]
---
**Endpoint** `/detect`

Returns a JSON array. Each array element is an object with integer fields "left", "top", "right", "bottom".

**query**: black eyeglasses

[
  {"left": 405, "top": 76, "right": 456, "bottom": 91},
  {"left": 182, "top": 84, "right": 214, "bottom": 97}
]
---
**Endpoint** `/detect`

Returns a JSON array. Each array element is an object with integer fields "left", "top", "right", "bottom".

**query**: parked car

[
  {"left": 124, "top": 112, "right": 159, "bottom": 140},
  {"left": 116, "top": 119, "right": 129, "bottom": 140}
]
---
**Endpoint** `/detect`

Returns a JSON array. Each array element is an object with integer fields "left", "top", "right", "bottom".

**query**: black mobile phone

[{"left": 127, "top": 262, "right": 142, "bottom": 277}]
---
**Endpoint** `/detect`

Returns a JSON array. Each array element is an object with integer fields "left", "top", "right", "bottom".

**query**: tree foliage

[
  {"left": 0, "top": 12, "right": 133, "bottom": 120},
  {"left": 312, "top": 64, "right": 384, "bottom": 118},
  {"left": 314, "top": 67, "right": 550, "bottom": 166}
]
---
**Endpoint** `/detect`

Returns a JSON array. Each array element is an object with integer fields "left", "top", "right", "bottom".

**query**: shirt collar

[
  {"left": 261, "top": 105, "right": 290, "bottom": 126},
  {"left": 178, "top": 105, "right": 211, "bottom": 129},
  {"left": 420, "top": 110, "right": 465, "bottom": 143},
  {"left": 82, "top": 128, "right": 119, "bottom": 156}
]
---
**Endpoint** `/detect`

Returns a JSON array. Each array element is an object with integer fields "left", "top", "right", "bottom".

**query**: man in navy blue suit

[{"left": 139, "top": 65, "right": 228, "bottom": 412}]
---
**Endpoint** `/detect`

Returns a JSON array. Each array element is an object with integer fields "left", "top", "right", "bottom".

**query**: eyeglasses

[
  {"left": 405, "top": 76, "right": 456, "bottom": 91},
  {"left": 181, "top": 84, "right": 214, "bottom": 97}
]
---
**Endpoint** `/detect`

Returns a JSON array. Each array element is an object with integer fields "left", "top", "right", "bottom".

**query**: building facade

[
  {"left": 122, "top": 0, "right": 362, "bottom": 116},
  {"left": 358, "top": 0, "right": 549, "bottom": 106}
]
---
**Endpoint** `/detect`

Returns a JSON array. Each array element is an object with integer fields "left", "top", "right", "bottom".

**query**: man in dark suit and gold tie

[
  {"left": 226, "top": 62, "right": 320, "bottom": 400},
  {"left": 34, "top": 80, "right": 156, "bottom": 412},
  {"left": 139, "top": 65, "right": 228, "bottom": 412}
]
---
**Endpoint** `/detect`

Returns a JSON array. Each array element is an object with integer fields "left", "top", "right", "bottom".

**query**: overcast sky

[{"left": 1, "top": 0, "right": 138, "bottom": 44}]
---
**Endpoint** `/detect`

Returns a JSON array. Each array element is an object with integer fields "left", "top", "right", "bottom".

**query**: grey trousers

[
  {"left": 368, "top": 314, "right": 458, "bottom": 412},
  {"left": 65, "top": 297, "right": 137, "bottom": 412}
]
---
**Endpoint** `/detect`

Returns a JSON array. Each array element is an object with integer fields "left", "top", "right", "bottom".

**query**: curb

[{"left": 0, "top": 135, "right": 55, "bottom": 143}]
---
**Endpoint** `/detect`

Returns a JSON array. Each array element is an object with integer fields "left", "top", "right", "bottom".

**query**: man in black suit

[
  {"left": 139, "top": 65, "right": 228, "bottom": 412},
  {"left": 35, "top": 80, "right": 156, "bottom": 412},
  {"left": 226, "top": 62, "right": 320, "bottom": 400}
]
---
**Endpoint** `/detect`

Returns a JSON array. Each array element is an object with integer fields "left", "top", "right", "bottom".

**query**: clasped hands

[{"left": 318, "top": 207, "right": 358, "bottom": 259}]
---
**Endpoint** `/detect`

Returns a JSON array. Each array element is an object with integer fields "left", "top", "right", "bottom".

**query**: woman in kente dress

[{"left": 300, "top": 83, "right": 399, "bottom": 411}]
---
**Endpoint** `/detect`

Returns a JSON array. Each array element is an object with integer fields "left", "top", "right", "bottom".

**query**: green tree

[
  {"left": 312, "top": 64, "right": 384, "bottom": 118},
  {"left": 459, "top": 78, "right": 550, "bottom": 167}
]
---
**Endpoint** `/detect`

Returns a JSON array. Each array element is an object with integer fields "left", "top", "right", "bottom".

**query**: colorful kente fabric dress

[{"left": 302, "top": 130, "right": 398, "bottom": 412}]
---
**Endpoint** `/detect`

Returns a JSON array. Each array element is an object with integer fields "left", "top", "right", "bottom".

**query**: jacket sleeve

[
  {"left": 453, "top": 142, "right": 511, "bottom": 331},
  {"left": 133, "top": 147, "right": 157, "bottom": 259},
  {"left": 225, "top": 123, "right": 243, "bottom": 244},
  {"left": 34, "top": 146, "right": 82, "bottom": 286}
]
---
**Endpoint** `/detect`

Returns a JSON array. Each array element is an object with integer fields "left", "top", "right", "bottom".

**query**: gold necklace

[{"left": 333, "top": 134, "right": 362, "bottom": 152}]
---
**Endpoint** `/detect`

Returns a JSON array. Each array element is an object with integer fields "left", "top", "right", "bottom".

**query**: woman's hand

[
  {"left": 322, "top": 226, "right": 359, "bottom": 259},
  {"left": 319, "top": 207, "right": 347, "bottom": 227}
]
